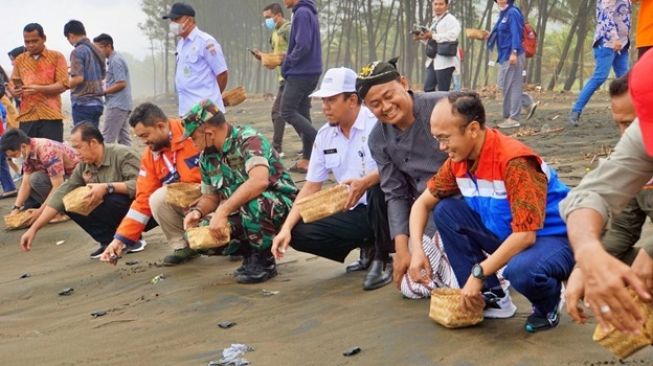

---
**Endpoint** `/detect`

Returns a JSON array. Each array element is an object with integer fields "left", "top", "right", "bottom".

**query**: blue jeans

[
  {"left": 572, "top": 46, "right": 629, "bottom": 113},
  {"left": 0, "top": 150, "right": 15, "bottom": 193},
  {"left": 72, "top": 105, "right": 104, "bottom": 128},
  {"left": 433, "top": 198, "right": 575, "bottom": 314}
]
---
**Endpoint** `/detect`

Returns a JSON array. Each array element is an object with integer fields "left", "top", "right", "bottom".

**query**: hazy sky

[{"left": 1, "top": 0, "right": 151, "bottom": 72}]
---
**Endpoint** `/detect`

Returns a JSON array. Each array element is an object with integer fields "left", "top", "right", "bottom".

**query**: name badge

[{"left": 323, "top": 148, "right": 337, "bottom": 155}]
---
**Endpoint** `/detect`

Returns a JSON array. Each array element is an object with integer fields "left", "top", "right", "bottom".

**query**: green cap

[{"left": 182, "top": 99, "right": 224, "bottom": 138}]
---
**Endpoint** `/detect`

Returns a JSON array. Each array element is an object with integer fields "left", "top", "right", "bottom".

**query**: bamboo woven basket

[
  {"left": 465, "top": 28, "right": 487, "bottom": 41},
  {"left": 223, "top": 86, "right": 247, "bottom": 107},
  {"left": 4, "top": 209, "right": 36, "bottom": 230},
  {"left": 296, "top": 184, "right": 350, "bottom": 224},
  {"left": 63, "top": 186, "right": 101, "bottom": 216},
  {"left": 165, "top": 182, "right": 202, "bottom": 209},
  {"left": 261, "top": 53, "right": 284, "bottom": 68},
  {"left": 186, "top": 226, "right": 230, "bottom": 250},
  {"left": 429, "top": 288, "right": 484, "bottom": 328},
  {"left": 592, "top": 290, "right": 653, "bottom": 359}
]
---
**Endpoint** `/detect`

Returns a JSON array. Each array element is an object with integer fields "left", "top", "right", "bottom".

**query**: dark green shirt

[{"left": 47, "top": 144, "right": 140, "bottom": 212}]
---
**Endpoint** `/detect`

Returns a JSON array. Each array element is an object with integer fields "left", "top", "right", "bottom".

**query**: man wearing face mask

[
  {"left": 250, "top": 3, "right": 296, "bottom": 156},
  {"left": 100, "top": 102, "right": 202, "bottom": 266},
  {"left": 163, "top": 3, "right": 229, "bottom": 116}
]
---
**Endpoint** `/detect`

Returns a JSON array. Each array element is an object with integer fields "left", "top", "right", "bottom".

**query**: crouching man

[
  {"left": 181, "top": 99, "right": 297, "bottom": 284},
  {"left": 409, "top": 92, "right": 574, "bottom": 332},
  {"left": 19, "top": 123, "right": 142, "bottom": 258}
]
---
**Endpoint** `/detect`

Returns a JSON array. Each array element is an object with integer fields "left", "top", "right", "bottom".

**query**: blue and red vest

[{"left": 450, "top": 128, "right": 569, "bottom": 241}]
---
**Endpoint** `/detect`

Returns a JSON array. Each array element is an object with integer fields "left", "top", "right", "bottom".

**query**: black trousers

[
  {"left": 290, "top": 184, "right": 393, "bottom": 262},
  {"left": 19, "top": 120, "right": 64, "bottom": 142},
  {"left": 66, "top": 194, "right": 157, "bottom": 247}
]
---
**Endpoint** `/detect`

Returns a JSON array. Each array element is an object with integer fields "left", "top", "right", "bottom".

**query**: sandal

[{"left": 288, "top": 162, "right": 308, "bottom": 174}]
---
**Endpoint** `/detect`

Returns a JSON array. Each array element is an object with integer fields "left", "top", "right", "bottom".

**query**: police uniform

[{"left": 175, "top": 27, "right": 228, "bottom": 116}]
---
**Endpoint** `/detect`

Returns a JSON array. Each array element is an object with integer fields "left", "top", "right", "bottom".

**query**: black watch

[
  {"left": 471, "top": 263, "right": 486, "bottom": 280},
  {"left": 106, "top": 183, "right": 115, "bottom": 195}
]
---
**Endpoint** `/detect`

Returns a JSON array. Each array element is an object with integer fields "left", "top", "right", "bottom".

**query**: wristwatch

[
  {"left": 106, "top": 183, "right": 115, "bottom": 195},
  {"left": 471, "top": 263, "right": 486, "bottom": 280}
]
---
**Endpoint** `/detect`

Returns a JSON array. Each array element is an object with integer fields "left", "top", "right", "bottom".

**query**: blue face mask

[{"left": 265, "top": 18, "right": 275, "bottom": 30}]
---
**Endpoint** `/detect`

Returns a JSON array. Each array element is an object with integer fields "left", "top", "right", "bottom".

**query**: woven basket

[
  {"left": 223, "top": 86, "right": 247, "bottom": 107},
  {"left": 186, "top": 226, "right": 230, "bottom": 250},
  {"left": 261, "top": 53, "right": 284, "bottom": 68},
  {"left": 593, "top": 290, "right": 653, "bottom": 359},
  {"left": 4, "top": 209, "right": 36, "bottom": 230},
  {"left": 296, "top": 185, "right": 350, "bottom": 223},
  {"left": 63, "top": 186, "right": 101, "bottom": 216},
  {"left": 165, "top": 182, "right": 202, "bottom": 209},
  {"left": 465, "top": 28, "right": 487, "bottom": 40},
  {"left": 429, "top": 288, "right": 484, "bottom": 328}
]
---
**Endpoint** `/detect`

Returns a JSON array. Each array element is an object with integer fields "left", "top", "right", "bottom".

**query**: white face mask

[{"left": 170, "top": 21, "right": 182, "bottom": 36}]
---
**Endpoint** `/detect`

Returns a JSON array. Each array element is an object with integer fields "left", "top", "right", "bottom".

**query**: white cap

[{"left": 309, "top": 67, "right": 357, "bottom": 98}]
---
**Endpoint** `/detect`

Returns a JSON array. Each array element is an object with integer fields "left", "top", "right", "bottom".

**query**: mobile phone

[{"left": 12, "top": 78, "right": 23, "bottom": 89}]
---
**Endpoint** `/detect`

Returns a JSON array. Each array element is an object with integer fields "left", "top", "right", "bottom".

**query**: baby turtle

[
  {"left": 19, "top": 273, "right": 31, "bottom": 279},
  {"left": 58, "top": 287, "right": 74, "bottom": 296},
  {"left": 217, "top": 321, "right": 237, "bottom": 329},
  {"left": 125, "top": 260, "right": 139, "bottom": 266},
  {"left": 343, "top": 346, "right": 361, "bottom": 357},
  {"left": 91, "top": 310, "right": 107, "bottom": 318}
]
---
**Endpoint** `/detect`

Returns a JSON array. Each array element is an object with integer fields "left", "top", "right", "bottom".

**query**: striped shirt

[{"left": 11, "top": 48, "right": 69, "bottom": 122}]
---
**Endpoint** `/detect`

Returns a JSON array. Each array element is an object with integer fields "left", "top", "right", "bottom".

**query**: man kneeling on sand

[
  {"left": 409, "top": 91, "right": 574, "bottom": 333},
  {"left": 176, "top": 99, "right": 296, "bottom": 284},
  {"left": 19, "top": 123, "right": 144, "bottom": 258}
]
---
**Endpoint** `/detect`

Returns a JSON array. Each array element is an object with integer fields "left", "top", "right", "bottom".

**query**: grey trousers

[
  {"left": 102, "top": 107, "right": 132, "bottom": 146},
  {"left": 24, "top": 171, "right": 52, "bottom": 209},
  {"left": 498, "top": 53, "right": 534, "bottom": 121},
  {"left": 271, "top": 81, "right": 301, "bottom": 153}
]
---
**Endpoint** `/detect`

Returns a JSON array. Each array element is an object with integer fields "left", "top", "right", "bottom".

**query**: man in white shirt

[{"left": 272, "top": 67, "right": 393, "bottom": 290}]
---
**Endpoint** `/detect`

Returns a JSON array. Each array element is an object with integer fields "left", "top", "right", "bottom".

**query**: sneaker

[
  {"left": 483, "top": 290, "right": 517, "bottom": 319},
  {"left": 278, "top": 152, "right": 285, "bottom": 158},
  {"left": 163, "top": 247, "right": 199, "bottom": 266},
  {"left": 90, "top": 246, "right": 107, "bottom": 259},
  {"left": 235, "top": 251, "right": 277, "bottom": 284},
  {"left": 526, "top": 101, "right": 540, "bottom": 120},
  {"left": 497, "top": 118, "right": 520, "bottom": 129},
  {"left": 525, "top": 302, "right": 561, "bottom": 333},
  {"left": 568, "top": 111, "right": 580, "bottom": 127},
  {"left": 128, "top": 239, "right": 147, "bottom": 253}
]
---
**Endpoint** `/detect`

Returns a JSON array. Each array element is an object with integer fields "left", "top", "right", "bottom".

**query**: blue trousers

[
  {"left": 0, "top": 150, "right": 15, "bottom": 193},
  {"left": 433, "top": 198, "right": 574, "bottom": 314},
  {"left": 572, "top": 45, "right": 629, "bottom": 113},
  {"left": 72, "top": 105, "right": 104, "bottom": 128}
]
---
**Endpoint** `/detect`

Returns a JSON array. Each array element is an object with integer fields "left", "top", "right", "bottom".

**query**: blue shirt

[
  {"left": 175, "top": 27, "right": 228, "bottom": 116},
  {"left": 70, "top": 38, "right": 105, "bottom": 107},
  {"left": 105, "top": 51, "right": 132, "bottom": 111},
  {"left": 487, "top": 5, "right": 524, "bottom": 63}
]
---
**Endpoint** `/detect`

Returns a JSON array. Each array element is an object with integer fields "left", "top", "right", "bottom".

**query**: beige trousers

[{"left": 149, "top": 186, "right": 188, "bottom": 250}]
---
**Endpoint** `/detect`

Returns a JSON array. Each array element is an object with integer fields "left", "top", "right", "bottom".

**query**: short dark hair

[
  {"left": 93, "top": 33, "right": 114, "bottom": 48},
  {"left": 205, "top": 110, "right": 227, "bottom": 126},
  {"left": 23, "top": 23, "right": 45, "bottom": 38},
  {"left": 263, "top": 3, "right": 284, "bottom": 16},
  {"left": 63, "top": 20, "right": 86, "bottom": 37},
  {"left": 342, "top": 92, "right": 362, "bottom": 106},
  {"left": 609, "top": 74, "right": 629, "bottom": 98},
  {"left": 8, "top": 46, "right": 26, "bottom": 59},
  {"left": 71, "top": 122, "right": 104, "bottom": 144},
  {"left": 129, "top": 102, "right": 168, "bottom": 127},
  {"left": 0, "top": 128, "right": 30, "bottom": 152},
  {"left": 446, "top": 91, "right": 486, "bottom": 129}
]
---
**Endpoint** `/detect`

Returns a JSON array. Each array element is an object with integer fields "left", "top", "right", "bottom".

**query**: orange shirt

[
  {"left": 11, "top": 47, "right": 69, "bottom": 122},
  {"left": 637, "top": 0, "right": 653, "bottom": 48}
]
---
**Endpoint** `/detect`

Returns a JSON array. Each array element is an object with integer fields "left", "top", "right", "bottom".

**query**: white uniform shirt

[
  {"left": 425, "top": 12, "right": 461, "bottom": 71},
  {"left": 307, "top": 106, "right": 378, "bottom": 206}
]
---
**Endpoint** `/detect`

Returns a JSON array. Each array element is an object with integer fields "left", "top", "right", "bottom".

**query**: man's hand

[
  {"left": 26, "top": 208, "right": 41, "bottom": 226},
  {"left": 460, "top": 276, "right": 485, "bottom": 313},
  {"left": 632, "top": 249, "right": 653, "bottom": 293},
  {"left": 86, "top": 183, "right": 107, "bottom": 208},
  {"left": 509, "top": 53, "right": 517, "bottom": 65},
  {"left": 183, "top": 210, "right": 202, "bottom": 230},
  {"left": 208, "top": 212, "right": 230, "bottom": 243},
  {"left": 565, "top": 267, "right": 589, "bottom": 324},
  {"left": 612, "top": 40, "right": 623, "bottom": 52},
  {"left": 100, "top": 239, "right": 126, "bottom": 265},
  {"left": 578, "top": 248, "right": 650, "bottom": 333},
  {"left": 272, "top": 227, "right": 292, "bottom": 260},
  {"left": 482, "top": 30, "right": 490, "bottom": 40},
  {"left": 393, "top": 249, "right": 411, "bottom": 289},
  {"left": 20, "top": 228, "right": 37, "bottom": 252},
  {"left": 341, "top": 180, "right": 366, "bottom": 210},
  {"left": 408, "top": 247, "right": 432, "bottom": 286},
  {"left": 21, "top": 84, "right": 42, "bottom": 95},
  {"left": 252, "top": 48, "right": 262, "bottom": 61}
]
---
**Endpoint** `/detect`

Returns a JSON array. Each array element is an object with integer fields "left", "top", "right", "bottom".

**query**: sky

[{"left": 1, "top": 0, "right": 151, "bottom": 72}]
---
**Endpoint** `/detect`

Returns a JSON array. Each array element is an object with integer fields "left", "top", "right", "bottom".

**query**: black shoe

[
  {"left": 363, "top": 258, "right": 393, "bottom": 291},
  {"left": 233, "top": 255, "right": 251, "bottom": 276},
  {"left": 90, "top": 246, "right": 106, "bottom": 259},
  {"left": 163, "top": 247, "right": 199, "bottom": 266},
  {"left": 345, "top": 246, "right": 374, "bottom": 273},
  {"left": 235, "top": 251, "right": 277, "bottom": 284}
]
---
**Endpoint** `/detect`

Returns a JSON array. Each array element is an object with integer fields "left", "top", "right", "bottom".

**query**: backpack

[{"left": 522, "top": 21, "right": 537, "bottom": 58}]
